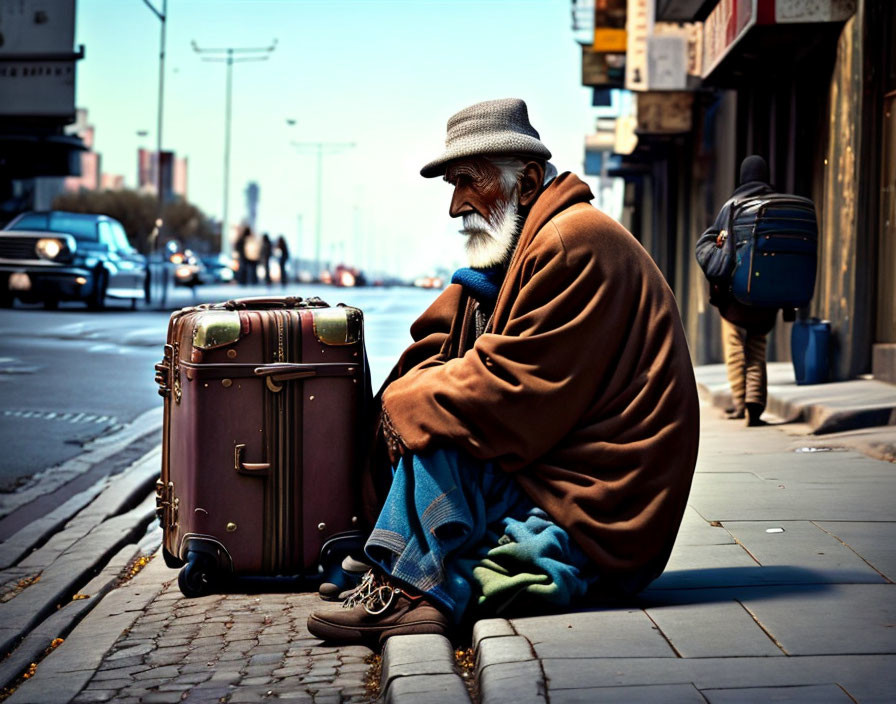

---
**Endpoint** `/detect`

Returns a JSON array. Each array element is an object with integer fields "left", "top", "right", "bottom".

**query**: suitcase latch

[
  {"left": 155, "top": 479, "right": 178, "bottom": 529},
  {"left": 234, "top": 443, "right": 270, "bottom": 476}
]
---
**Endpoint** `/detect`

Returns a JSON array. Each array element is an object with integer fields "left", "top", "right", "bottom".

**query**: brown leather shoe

[{"left": 307, "top": 571, "right": 449, "bottom": 646}]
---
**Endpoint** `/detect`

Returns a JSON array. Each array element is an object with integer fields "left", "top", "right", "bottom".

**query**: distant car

[
  {"left": 169, "top": 248, "right": 207, "bottom": 287},
  {"left": 0, "top": 211, "right": 147, "bottom": 309},
  {"left": 198, "top": 253, "right": 235, "bottom": 284}
]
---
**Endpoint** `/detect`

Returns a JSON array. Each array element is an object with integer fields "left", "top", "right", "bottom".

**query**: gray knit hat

[{"left": 420, "top": 98, "right": 552, "bottom": 178}]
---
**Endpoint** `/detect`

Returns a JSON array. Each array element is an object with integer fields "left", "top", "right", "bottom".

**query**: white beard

[{"left": 460, "top": 193, "right": 521, "bottom": 268}]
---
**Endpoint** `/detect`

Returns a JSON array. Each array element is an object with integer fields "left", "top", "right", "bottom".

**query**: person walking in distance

[
  {"left": 696, "top": 155, "right": 781, "bottom": 426},
  {"left": 276, "top": 235, "right": 290, "bottom": 286},
  {"left": 261, "top": 233, "right": 273, "bottom": 286},
  {"left": 235, "top": 225, "right": 251, "bottom": 286}
]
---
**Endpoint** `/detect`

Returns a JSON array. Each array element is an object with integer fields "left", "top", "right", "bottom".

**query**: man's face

[{"left": 445, "top": 157, "right": 521, "bottom": 268}]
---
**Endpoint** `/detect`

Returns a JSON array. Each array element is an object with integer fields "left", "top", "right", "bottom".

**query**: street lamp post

[
  {"left": 192, "top": 39, "right": 277, "bottom": 254},
  {"left": 140, "top": 0, "right": 167, "bottom": 306},
  {"left": 140, "top": 0, "right": 166, "bottom": 220}
]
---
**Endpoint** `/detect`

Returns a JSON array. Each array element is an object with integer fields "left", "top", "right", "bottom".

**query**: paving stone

[
  {"left": 227, "top": 689, "right": 271, "bottom": 703},
  {"left": 241, "top": 676, "right": 273, "bottom": 685},
  {"left": 272, "top": 665, "right": 309, "bottom": 677},
  {"left": 722, "top": 520, "right": 887, "bottom": 582},
  {"left": 815, "top": 520, "right": 896, "bottom": 581},
  {"left": 701, "top": 684, "right": 853, "bottom": 703},
  {"left": 550, "top": 684, "right": 706, "bottom": 703},
  {"left": 243, "top": 665, "right": 276, "bottom": 678},
  {"left": 645, "top": 601, "right": 783, "bottom": 657},
  {"left": 182, "top": 684, "right": 232, "bottom": 703},
  {"left": 249, "top": 651, "right": 283, "bottom": 666},
  {"left": 175, "top": 672, "right": 213, "bottom": 685},
  {"left": 107, "top": 643, "right": 154, "bottom": 661},
  {"left": 91, "top": 664, "right": 148, "bottom": 680},
  {"left": 511, "top": 610, "right": 676, "bottom": 659},
  {"left": 739, "top": 583, "right": 896, "bottom": 655},
  {"left": 674, "top": 506, "right": 737, "bottom": 546},
  {"left": 71, "top": 691, "right": 119, "bottom": 703},
  {"left": 539, "top": 654, "right": 896, "bottom": 692},
  {"left": 140, "top": 691, "right": 186, "bottom": 703},
  {"left": 82, "top": 678, "right": 132, "bottom": 690},
  {"left": 208, "top": 669, "right": 242, "bottom": 684},
  {"left": 687, "top": 469, "right": 896, "bottom": 522},
  {"left": 270, "top": 692, "right": 313, "bottom": 702},
  {"left": 146, "top": 648, "right": 187, "bottom": 667}
]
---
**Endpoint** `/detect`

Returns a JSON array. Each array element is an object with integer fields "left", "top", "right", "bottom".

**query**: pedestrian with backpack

[{"left": 696, "top": 155, "right": 818, "bottom": 426}]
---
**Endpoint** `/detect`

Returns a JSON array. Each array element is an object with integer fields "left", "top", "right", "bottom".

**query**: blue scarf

[{"left": 450, "top": 266, "right": 504, "bottom": 303}]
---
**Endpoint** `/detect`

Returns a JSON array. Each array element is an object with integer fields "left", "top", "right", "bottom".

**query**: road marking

[{"left": 2, "top": 409, "right": 119, "bottom": 428}]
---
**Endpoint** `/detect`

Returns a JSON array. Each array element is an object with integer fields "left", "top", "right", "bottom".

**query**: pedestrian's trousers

[{"left": 721, "top": 317, "right": 768, "bottom": 411}]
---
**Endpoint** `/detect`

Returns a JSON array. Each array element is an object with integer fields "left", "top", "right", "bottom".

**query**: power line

[{"left": 192, "top": 38, "right": 277, "bottom": 254}]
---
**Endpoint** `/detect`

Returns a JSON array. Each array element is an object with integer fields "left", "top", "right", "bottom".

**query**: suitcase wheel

[{"left": 178, "top": 551, "right": 217, "bottom": 598}]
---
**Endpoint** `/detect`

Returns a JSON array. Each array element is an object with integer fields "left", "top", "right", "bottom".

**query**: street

[{"left": 0, "top": 283, "right": 440, "bottom": 535}]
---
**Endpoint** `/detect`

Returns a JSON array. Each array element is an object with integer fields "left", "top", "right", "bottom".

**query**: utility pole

[
  {"left": 290, "top": 141, "right": 354, "bottom": 277},
  {"left": 192, "top": 39, "right": 277, "bottom": 254}
]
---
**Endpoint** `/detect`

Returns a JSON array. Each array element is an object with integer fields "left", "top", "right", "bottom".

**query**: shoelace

[{"left": 341, "top": 570, "right": 407, "bottom": 615}]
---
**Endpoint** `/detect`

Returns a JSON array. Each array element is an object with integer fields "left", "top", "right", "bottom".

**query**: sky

[{"left": 74, "top": 0, "right": 601, "bottom": 277}]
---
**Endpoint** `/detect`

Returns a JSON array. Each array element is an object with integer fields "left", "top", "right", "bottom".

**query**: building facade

[{"left": 578, "top": 0, "right": 895, "bottom": 382}]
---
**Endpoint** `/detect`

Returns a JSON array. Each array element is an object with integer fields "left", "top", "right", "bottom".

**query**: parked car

[
  {"left": 198, "top": 253, "right": 236, "bottom": 284},
  {"left": 0, "top": 211, "right": 147, "bottom": 309}
]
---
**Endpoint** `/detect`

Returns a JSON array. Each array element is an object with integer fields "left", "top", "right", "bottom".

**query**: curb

[
  {"left": 0, "top": 448, "right": 161, "bottom": 672},
  {"left": 0, "top": 446, "right": 160, "bottom": 570},
  {"left": 4, "top": 549, "right": 171, "bottom": 704},
  {"left": 694, "top": 363, "right": 896, "bottom": 435},
  {"left": 380, "top": 634, "right": 470, "bottom": 703},
  {"left": 472, "top": 620, "right": 547, "bottom": 704}
]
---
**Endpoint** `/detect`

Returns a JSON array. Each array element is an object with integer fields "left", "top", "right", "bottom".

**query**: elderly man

[{"left": 307, "top": 99, "right": 699, "bottom": 645}]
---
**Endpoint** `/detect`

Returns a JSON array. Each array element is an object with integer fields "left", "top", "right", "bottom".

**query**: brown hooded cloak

[{"left": 379, "top": 173, "right": 699, "bottom": 592}]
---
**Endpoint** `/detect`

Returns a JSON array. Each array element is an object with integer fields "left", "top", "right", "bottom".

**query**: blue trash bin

[{"left": 791, "top": 318, "right": 830, "bottom": 385}]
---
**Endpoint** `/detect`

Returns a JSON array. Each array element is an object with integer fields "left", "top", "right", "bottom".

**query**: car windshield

[{"left": 10, "top": 213, "right": 99, "bottom": 242}]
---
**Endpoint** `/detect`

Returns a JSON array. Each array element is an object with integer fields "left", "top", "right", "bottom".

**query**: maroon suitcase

[{"left": 154, "top": 296, "right": 367, "bottom": 596}]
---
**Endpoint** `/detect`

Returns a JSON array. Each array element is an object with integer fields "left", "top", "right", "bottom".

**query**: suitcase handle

[
  {"left": 234, "top": 444, "right": 270, "bottom": 476},
  {"left": 220, "top": 296, "right": 329, "bottom": 310}
]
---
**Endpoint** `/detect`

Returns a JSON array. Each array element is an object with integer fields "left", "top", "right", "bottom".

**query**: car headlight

[
  {"left": 36, "top": 238, "right": 66, "bottom": 261},
  {"left": 175, "top": 265, "right": 193, "bottom": 279}
]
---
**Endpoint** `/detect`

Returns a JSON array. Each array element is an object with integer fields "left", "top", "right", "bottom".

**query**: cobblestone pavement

[{"left": 71, "top": 581, "right": 376, "bottom": 704}]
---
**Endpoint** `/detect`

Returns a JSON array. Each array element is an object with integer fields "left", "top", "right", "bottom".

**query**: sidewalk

[{"left": 1, "top": 366, "right": 894, "bottom": 703}]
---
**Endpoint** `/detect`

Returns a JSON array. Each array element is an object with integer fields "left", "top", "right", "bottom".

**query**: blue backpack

[{"left": 727, "top": 194, "right": 818, "bottom": 308}]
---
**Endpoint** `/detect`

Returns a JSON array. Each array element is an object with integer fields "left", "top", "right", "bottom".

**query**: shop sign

[
  {"left": 582, "top": 45, "right": 626, "bottom": 87},
  {"left": 593, "top": 0, "right": 628, "bottom": 52},
  {"left": 773, "top": 0, "right": 855, "bottom": 22},
  {"left": 624, "top": 0, "right": 653, "bottom": 91},
  {"left": 0, "top": 61, "right": 76, "bottom": 116},
  {"left": 0, "top": 0, "right": 79, "bottom": 118},
  {"left": 636, "top": 91, "right": 694, "bottom": 133},
  {"left": 703, "top": 0, "right": 755, "bottom": 78}
]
